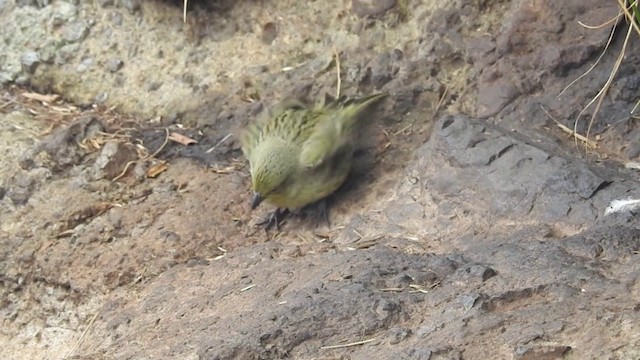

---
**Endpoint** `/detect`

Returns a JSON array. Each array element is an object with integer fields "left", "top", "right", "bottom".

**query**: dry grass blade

[
  {"left": 320, "top": 338, "right": 376, "bottom": 350},
  {"left": 210, "top": 164, "right": 239, "bottom": 174},
  {"left": 578, "top": 12, "right": 622, "bottom": 29},
  {"left": 582, "top": 20, "right": 634, "bottom": 149},
  {"left": 379, "top": 287, "right": 404, "bottom": 292},
  {"left": 408, "top": 284, "right": 430, "bottom": 293},
  {"left": 61, "top": 311, "right": 101, "bottom": 360},
  {"left": 21, "top": 92, "right": 60, "bottom": 103},
  {"left": 78, "top": 131, "right": 132, "bottom": 151},
  {"left": 631, "top": 98, "right": 640, "bottom": 115},
  {"left": 392, "top": 124, "right": 412, "bottom": 136},
  {"left": 540, "top": 106, "right": 597, "bottom": 148},
  {"left": 559, "top": 123, "right": 597, "bottom": 149},
  {"left": 206, "top": 133, "right": 233, "bottom": 153},
  {"left": 558, "top": 17, "right": 618, "bottom": 98},
  {"left": 434, "top": 84, "right": 448, "bottom": 115},
  {"left": 560, "top": 0, "right": 640, "bottom": 152},
  {"left": 333, "top": 46, "right": 342, "bottom": 98},
  {"left": 0, "top": 99, "right": 14, "bottom": 110},
  {"left": 146, "top": 162, "right": 168, "bottom": 178},
  {"left": 183, "top": 0, "right": 188, "bottom": 23},
  {"left": 240, "top": 284, "right": 256, "bottom": 292},
  {"left": 617, "top": 0, "right": 640, "bottom": 36},
  {"left": 113, "top": 128, "right": 170, "bottom": 181}
]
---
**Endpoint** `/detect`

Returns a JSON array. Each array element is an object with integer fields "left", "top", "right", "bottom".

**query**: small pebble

[
  {"left": 62, "top": 21, "right": 89, "bottom": 43},
  {"left": 21, "top": 51, "right": 40, "bottom": 73},
  {"left": 106, "top": 58, "right": 124, "bottom": 72},
  {"left": 122, "top": 0, "right": 140, "bottom": 13}
]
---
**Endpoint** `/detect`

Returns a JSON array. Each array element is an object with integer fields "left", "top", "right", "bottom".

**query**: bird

[{"left": 240, "top": 92, "right": 386, "bottom": 229}]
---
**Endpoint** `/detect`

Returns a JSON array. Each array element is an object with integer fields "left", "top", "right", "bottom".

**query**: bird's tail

[
  {"left": 323, "top": 92, "right": 387, "bottom": 113},
  {"left": 334, "top": 92, "right": 387, "bottom": 138},
  {"left": 300, "top": 92, "right": 387, "bottom": 168}
]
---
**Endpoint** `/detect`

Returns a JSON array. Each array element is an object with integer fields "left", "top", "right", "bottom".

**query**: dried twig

[
  {"left": 112, "top": 128, "right": 170, "bottom": 181},
  {"left": 558, "top": 17, "right": 618, "bottom": 98},
  {"left": 321, "top": 338, "right": 376, "bottom": 350},
  {"left": 434, "top": 84, "right": 448, "bottom": 115},
  {"left": 240, "top": 284, "right": 256, "bottom": 292},
  {"left": 617, "top": 0, "right": 640, "bottom": 36},
  {"left": 61, "top": 311, "right": 101, "bottom": 360},
  {"left": 577, "top": 11, "right": 622, "bottom": 29},
  {"left": 582, "top": 21, "right": 633, "bottom": 149},
  {"left": 333, "top": 46, "right": 341, "bottom": 98},
  {"left": 206, "top": 133, "right": 233, "bottom": 153},
  {"left": 540, "top": 106, "right": 597, "bottom": 148},
  {"left": 183, "top": 0, "right": 188, "bottom": 23}
]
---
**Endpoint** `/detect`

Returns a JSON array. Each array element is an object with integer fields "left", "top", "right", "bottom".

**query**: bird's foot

[
  {"left": 255, "top": 208, "right": 289, "bottom": 230},
  {"left": 298, "top": 199, "right": 331, "bottom": 228}
]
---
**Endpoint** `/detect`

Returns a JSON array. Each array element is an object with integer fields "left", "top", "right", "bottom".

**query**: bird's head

[{"left": 249, "top": 139, "right": 296, "bottom": 209}]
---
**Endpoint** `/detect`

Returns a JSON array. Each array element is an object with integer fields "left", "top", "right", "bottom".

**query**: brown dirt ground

[{"left": 1, "top": 1, "right": 640, "bottom": 359}]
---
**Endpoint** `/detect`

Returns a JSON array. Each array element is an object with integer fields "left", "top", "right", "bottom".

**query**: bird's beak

[{"left": 251, "top": 192, "right": 264, "bottom": 209}]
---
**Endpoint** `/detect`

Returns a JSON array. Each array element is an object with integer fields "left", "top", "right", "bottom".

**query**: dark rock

[
  {"left": 515, "top": 344, "right": 572, "bottom": 360},
  {"left": 54, "top": 44, "right": 79, "bottom": 65},
  {"left": 404, "top": 349, "right": 434, "bottom": 359},
  {"left": 352, "top": 0, "right": 396, "bottom": 17},
  {"left": 122, "top": 0, "right": 140, "bottom": 13},
  {"left": 466, "top": 35, "right": 497, "bottom": 70},
  {"left": 62, "top": 21, "right": 89, "bottom": 43},
  {"left": 91, "top": 141, "right": 138, "bottom": 180},
  {"left": 476, "top": 75, "right": 519, "bottom": 118},
  {"left": 147, "top": 81, "right": 162, "bottom": 91},
  {"left": 424, "top": 7, "right": 462, "bottom": 35},
  {"left": 368, "top": 51, "right": 400, "bottom": 89},
  {"left": 76, "top": 57, "right": 93, "bottom": 72},
  {"left": 456, "top": 264, "right": 497, "bottom": 284},
  {"left": 388, "top": 327, "right": 411, "bottom": 345},
  {"left": 51, "top": 1, "right": 77, "bottom": 25},
  {"left": 160, "top": 230, "right": 181, "bottom": 242},
  {"left": 94, "top": 92, "right": 108, "bottom": 104},
  {"left": 110, "top": 11, "right": 123, "bottom": 26},
  {"left": 390, "top": 90, "right": 418, "bottom": 115},
  {"left": 261, "top": 22, "right": 277, "bottom": 45},
  {"left": 457, "top": 293, "right": 480, "bottom": 312},
  {"left": 15, "top": 0, "right": 47, "bottom": 7},
  {"left": 106, "top": 58, "right": 124, "bottom": 72},
  {"left": 21, "top": 116, "right": 104, "bottom": 171},
  {"left": 15, "top": 0, "right": 38, "bottom": 6},
  {"left": 6, "top": 168, "right": 52, "bottom": 205},
  {"left": 421, "top": 115, "right": 608, "bottom": 223},
  {"left": 21, "top": 51, "right": 40, "bottom": 73},
  {"left": 471, "top": 0, "right": 621, "bottom": 135}
]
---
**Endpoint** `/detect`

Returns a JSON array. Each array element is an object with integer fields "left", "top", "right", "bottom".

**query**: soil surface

[{"left": 1, "top": 0, "right": 639, "bottom": 359}]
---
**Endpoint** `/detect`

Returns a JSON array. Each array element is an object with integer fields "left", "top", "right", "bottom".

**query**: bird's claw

[{"left": 255, "top": 208, "right": 289, "bottom": 230}]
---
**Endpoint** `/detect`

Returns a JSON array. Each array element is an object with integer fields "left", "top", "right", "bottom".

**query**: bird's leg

[
  {"left": 256, "top": 208, "right": 289, "bottom": 230},
  {"left": 299, "top": 199, "right": 331, "bottom": 228},
  {"left": 316, "top": 199, "right": 331, "bottom": 227}
]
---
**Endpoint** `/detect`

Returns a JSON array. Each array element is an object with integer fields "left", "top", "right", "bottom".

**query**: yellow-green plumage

[{"left": 240, "top": 93, "right": 385, "bottom": 211}]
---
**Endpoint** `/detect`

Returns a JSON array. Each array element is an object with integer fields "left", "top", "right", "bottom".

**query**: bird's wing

[
  {"left": 299, "top": 93, "right": 386, "bottom": 168},
  {"left": 298, "top": 111, "right": 343, "bottom": 168},
  {"left": 240, "top": 98, "right": 308, "bottom": 161},
  {"left": 239, "top": 119, "right": 263, "bottom": 162}
]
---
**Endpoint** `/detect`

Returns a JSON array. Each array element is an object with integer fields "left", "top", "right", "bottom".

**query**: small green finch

[{"left": 240, "top": 92, "right": 386, "bottom": 228}]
